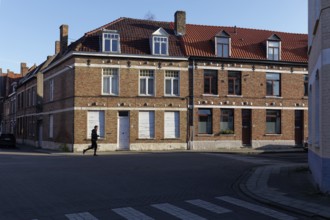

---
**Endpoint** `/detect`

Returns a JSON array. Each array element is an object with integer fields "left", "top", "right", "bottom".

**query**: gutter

[{"left": 42, "top": 51, "right": 188, "bottom": 73}]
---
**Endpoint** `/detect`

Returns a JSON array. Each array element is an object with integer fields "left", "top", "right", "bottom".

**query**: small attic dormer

[
  {"left": 101, "top": 29, "right": 121, "bottom": 53},
  {"left": 267, "top": 34, "right": 281, "bottom": 60},
  {"left": 215, "top": 30, "right": 231, "bottom": 57},
  {"left": 151, "top": 27, "right": 169, "bottom": 56}
]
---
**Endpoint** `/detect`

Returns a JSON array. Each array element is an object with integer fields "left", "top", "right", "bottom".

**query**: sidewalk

[{"left": 240, "top": 163, "right": 330, "bottom": 219}]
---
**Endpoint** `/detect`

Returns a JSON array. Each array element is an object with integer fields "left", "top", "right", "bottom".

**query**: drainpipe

[{"left": 190, "top": 59, "right": 195, "bottom": 150}]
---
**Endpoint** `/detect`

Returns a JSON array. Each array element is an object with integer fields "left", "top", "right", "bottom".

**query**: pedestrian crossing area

[{"left": 33, "top": 196, "right": 297, "bottom": 220}]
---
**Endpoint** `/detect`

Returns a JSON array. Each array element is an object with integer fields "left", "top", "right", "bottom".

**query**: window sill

[
  {"left": 264, "top": 133, "right": 282, "bottom": 136},
  {"left": 265, "top": 96, "right": 283, "bottom": 99},
  {"left": 164, "top": 95, "right": 181, "bottom": 98},
  {"left": 137, "top": 138, "right": 156, "bottom": 140},
  {"left": 226, "top": 95, "right": 243, "bottom": 98},
  {"left": 197, "top": 134, "right": 214, "bottom": 137},
  {"left": 102, "top": 94, "right": 118, "bottom": 96},
  {"left": 139, "top": 95, "right": 155, "bottom": 97},
  {"left": 202, "top": 94, "right": 219, "bottom": 97},
  {"left": 302, "top": 96, "right": 308, "bottom": 99},
  {"left": 162, "top": 138, "right": 181, "bottom": 140},
  {"left": 219, "top": 134, "right": 236, "bottom": 136}
]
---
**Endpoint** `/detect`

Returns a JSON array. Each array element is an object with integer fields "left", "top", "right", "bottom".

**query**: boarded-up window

[
  {"left": 164, "top": 111, "right": 180, "bottom": 138},
  {"left": 139, "top": 111, "right": 155, "bottom": 138},
  {"left": 87, "top": 111, "right": 105, "bottom": 138}
]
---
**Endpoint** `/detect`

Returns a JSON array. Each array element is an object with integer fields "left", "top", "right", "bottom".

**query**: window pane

[
  {"left": 148, "top": 78, "right": 154, "bottom": 95},
  {"left": 105, "top": 39, "right": 111, "bottom": 51},
  {"left": 161, "top": 42, "right": 167, "bottom": 55},
  {"left": 173, "top": 79, "right": 179, "bottom": 95},
  {"left": 223, "top": 45, "right": 229, "bottom": 57},
  {"left": 103, "top": 77, "right": 110, "bottom": 94},
  {"left": 274, "top": 48, "right": 279, "bottom": 60},
  {"left": 112, "top": 39, "right": 118, "bottom": 52},
  {"left": 266, "top": 81, "right": 273, "bottom": 95},
  {"left": 155, "top": 42, "right": 160, "bottom": 54},
  {"left": 273, "top": 81, "right": 280, "bottom": 96},
  {"left": 204, "top": 77, "right": 210, "bottom": 93},
  {"left": 217, "top": 45, "right": 223, "bottom": 57},
  {"left": 269, "top": 41, "right": 279, "bottom": 47},
  {"left": 218, "top": 38, "right": 229, "bottom": 44},
  {"left": 140, "top": 79, "right": 146, "bottom": 94},
  {"left": 165, "top": 79, "right": 171, "bottom": 94},
  {"left": 111, "top": 76, "right": 118, "bottom": 94},
  {"left": 228, "top": 79, "right": 234, "bottom": 94}
]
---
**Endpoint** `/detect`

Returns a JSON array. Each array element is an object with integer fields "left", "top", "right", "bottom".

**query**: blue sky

[{"left": 0, "top": 0, "right": 307, "bottom": 73}]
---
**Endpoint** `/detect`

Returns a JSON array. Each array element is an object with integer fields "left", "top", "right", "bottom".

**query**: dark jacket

[{"left": 91, "top": 129, "right": 98, "bottom": 141}]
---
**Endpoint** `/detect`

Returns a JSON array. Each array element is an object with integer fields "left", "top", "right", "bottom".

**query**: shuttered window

[
  {"left": 164, "top": 111, "right": 180, "bottom": 138},
  {"left": 87, "top": 111, "right": 105, "bottom": 138},
  {"left": 139, "top": 111, "right": 155, "bottom": 138}
]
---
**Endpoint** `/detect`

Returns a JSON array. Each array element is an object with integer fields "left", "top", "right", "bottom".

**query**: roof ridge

[
  {"left": 186, "top": 23, "right": 307, "bottom": 35},
  {"left": 85, "top": 17, "right": 126, "bottom": 36}
]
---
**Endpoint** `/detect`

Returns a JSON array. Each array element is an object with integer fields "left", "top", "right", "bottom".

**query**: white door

[{"left": 118, "top": 116, "right": 130, "bottom": 150}]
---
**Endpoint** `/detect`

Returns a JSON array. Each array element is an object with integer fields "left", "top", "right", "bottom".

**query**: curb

[{"left": 240, "top": 164, "right": 330, "bottom": 219}]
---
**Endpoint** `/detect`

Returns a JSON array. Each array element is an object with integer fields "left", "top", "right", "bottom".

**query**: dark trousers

[{"left": 84, "top": 140, "right": 97, "bottom": 155}]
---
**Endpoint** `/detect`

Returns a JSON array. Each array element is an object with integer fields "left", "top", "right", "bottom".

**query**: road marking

[
  {"left": 217, "top": 196, "right": 297, "bottom": 220},
  {"left": 112, "top": 207, "right": 154, "bottom": 220},
  {"left": 65, "top": 212, "right": 99, "bottom": 220},
  {"left": 186, "top": 199, "right": 232, "bottom": 214},
  {"left": 151, "top": 203, "right": 206, "bottom": 220}
]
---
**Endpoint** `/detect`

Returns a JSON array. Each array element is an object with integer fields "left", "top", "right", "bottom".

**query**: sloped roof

[
  {"left": 181, "top": 24, "right": 307, "bottom": 63},
  {"left": 65, "top": 17, "right": 307, "bottom": 63},
  {"left": 70, "top": 18, "right": 184, "bottom": 57}
]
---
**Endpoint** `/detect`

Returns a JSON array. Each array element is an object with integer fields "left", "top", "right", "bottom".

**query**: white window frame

[
  {"left": 49, "top": 79, "right": 54, "bottom": 101},
  {"left": 267, "top": 40, "right": 281, "bottom": 60},
  {"left": 139, "top": 70, "right": 155, "bottom": 96},
  {"left": 138, "top": 111, "right": 155, "bottom": 139},
  {"left": 102, "top": 32, "right": 120, "bottom": 53},
  {"left": 49, "top": 114, "right": 53, "bottom": 138},
  {"left": 165, "top": 71, "right": 180, "bottom": 96},
  {"left": 153, "top": 36, "right": 168, "bottom": 55},
  {"left": 164, "top": 111, "right": 180, "bottom": 139},
  {"left": 102, "top": 68, "right": 119, "bottom": 95}
]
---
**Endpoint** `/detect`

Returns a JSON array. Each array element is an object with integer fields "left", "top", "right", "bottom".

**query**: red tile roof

[
  {"left": 72, "top": 18, "right": 185, "bottom": 57},
  {"left": 69, "top": 18, "right": 307, "bottom": 63},
  {"left": 180, "top": 24, "right": 307, "bottom": 63}
]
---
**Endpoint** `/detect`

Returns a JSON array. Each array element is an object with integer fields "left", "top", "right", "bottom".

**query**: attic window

[
  {"left": 215, "top": 30, "right": 231, "bottom": 58},
  {"left": 151, "top": 28, "right": 169, "bottom": 56},
  {"left": 102, "top": 31, "right": 120, "bottom": 53},
  {"left": 267, "top": 34, "right": 281, "bottom": 61}
]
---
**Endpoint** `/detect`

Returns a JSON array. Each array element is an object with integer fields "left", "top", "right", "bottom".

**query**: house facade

[
  {"left": 179, "top": 15, "right": 308, "bottom": 150},
  {"left": 308, "top": 0, "right": 330, "bottom": 193},
  {"left": 5, "top": 11, "right": 308, "bottom": 152}
]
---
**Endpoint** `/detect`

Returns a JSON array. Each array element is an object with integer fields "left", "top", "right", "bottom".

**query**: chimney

[
  {"left": 55, "top": 41, "right": 60, "bottom": 54},
  {"left": 60, "top": 24, "right": 69, "bottom": 53},
  {"left": 20, "top": 62, "right": 29, "bottom": 76},
  {"left": 174, "top": 11, "right": 186, "bottom": 36}
]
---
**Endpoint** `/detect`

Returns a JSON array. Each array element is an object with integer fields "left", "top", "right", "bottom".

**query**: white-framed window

[
  {"left": 153, "top": 36, "right": 168, "bottom": 55},
  {"left": 102, "top": 32, "right": 120, "bottom": 53},
  {"left": 165, "top": 71, "right": 179, "bottom": 96},
  {"left": 267, "top": 41, "right": 280, "bottom": 60},
  {"left": 139, "top": 111, "right": 155, "bottom": 139},
  {"left": 164, "top": 111, "right": 180, "bottom": 138},
  {"left": 49, "top": 79, "right": 54, "bottom": 101},
  {"left": 87, "top": 111, "right": 105, "bottom": 139},
  {"left": 49, "top": 114, "right": 53, "bottom": 138},
  {"left": 102, "top": 68, "right": 119, "bottom": 95},
  {"left": 139, "top": 70, "right": 154, "bottom": 96}
]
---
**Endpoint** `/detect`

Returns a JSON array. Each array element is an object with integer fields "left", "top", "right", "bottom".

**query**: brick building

[
  {"left": 308, "top": 0, "right": 330, "bottom": 194},
  {"left": 0, "top": 65, "right": 27, "bottom": 134},
  {"left": 6, "top": 11, "right": 308, "bottom": 152},
  {"left": 178, "top": 12, "right": 309, "bottom": 150}
]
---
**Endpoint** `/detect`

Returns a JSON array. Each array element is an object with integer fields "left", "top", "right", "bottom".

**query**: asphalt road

[{"left": 0, "top": 150, "right": 309, "bottom": 220}]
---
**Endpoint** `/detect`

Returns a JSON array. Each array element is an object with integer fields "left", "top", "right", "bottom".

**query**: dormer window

[
  {"left": 267, "top": 34, "right": 281, "bottom": 61},
  {"left": 102, "top": 30, "right": 120, "bottom": 53},
  {"left": 215, "top": 30, "right": 231, "bottom": 58},
  {"left": 151, "top": 28, "right": 169, "bottom": 56}
]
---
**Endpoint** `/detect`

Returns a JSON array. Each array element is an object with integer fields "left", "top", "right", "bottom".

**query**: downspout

[{"left": 190, "top": 59, "right": 195, "bottom": 150}]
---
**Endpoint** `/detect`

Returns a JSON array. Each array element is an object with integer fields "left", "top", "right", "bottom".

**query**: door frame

[
  {"left": 242, "top": 109, "right": 252, "bottom": 146},
  {"left": 117, "top": 111, "right": 130, "bottom": 150}
]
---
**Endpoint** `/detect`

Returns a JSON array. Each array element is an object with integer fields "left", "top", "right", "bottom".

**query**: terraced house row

[{"left": 0, "top": 11, "right": 308, "bottom": 152}]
